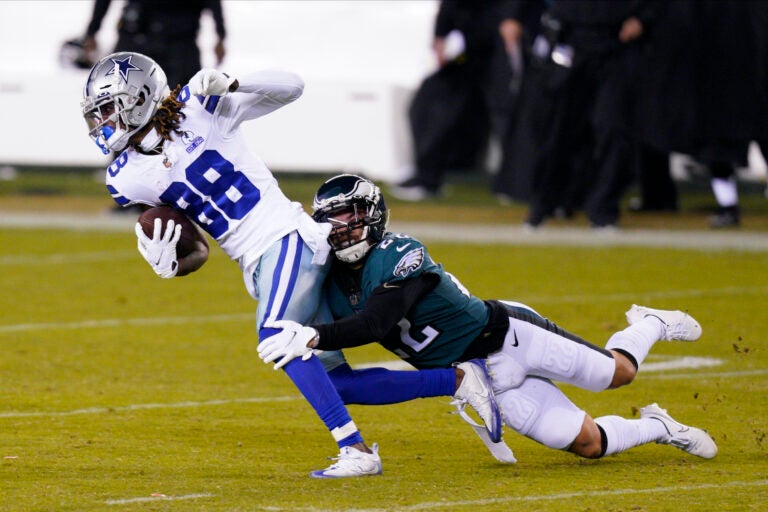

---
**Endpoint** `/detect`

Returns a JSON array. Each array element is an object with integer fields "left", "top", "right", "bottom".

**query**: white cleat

[
  {"left": 310, "top": 443, "right": 383, "bottom": 479},
  {"left": 626, "top": 304, "right": 702, "bottom": 341},
  {"left": 640, "top": 403, "right": 718, "bottom": 459},
  {"left": 453, "top": 359, "right": 503, "bottom": 443}
]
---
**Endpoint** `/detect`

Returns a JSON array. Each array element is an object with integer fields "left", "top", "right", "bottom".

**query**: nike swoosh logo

[
  {"left": 382, "top": 282, "right": 400, "bottom": 289},
  {"left": 395, "top": 243, "right": 411, "bottom": 252},
  {"left": 511, "top": 330, "right": 519, "bottom": 347}
]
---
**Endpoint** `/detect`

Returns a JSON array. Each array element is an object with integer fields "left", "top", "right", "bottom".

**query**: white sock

[
  {"left": 605, "top": 317, "right": 664, "bottom": 367},
  {"left": 711, "top": 177, "right": 738, "bottom": 207},
  {"left": 595, "top": 415, "right": 668, "bottom": 456}
]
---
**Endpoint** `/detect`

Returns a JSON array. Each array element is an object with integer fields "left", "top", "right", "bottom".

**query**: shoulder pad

[{"left": 370, "top": 234, "right": 428, "bottom": 282}]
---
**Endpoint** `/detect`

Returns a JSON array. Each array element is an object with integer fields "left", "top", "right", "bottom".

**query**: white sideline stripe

[
  {"left": 640, "top": 356, "right": 723, "bottom": 372},
  {"left": 106, "top": 493, "right": 213, "bottom": 505},
  {"left": 396, "top": 221, "right": 768, "bottom": 252},
  {"left": 0, "top": 251, "right": 135, "bottom": 266},
  {"left": 1, "top": 283, "right": 766, "bottom": 334},
  {"left": 0, "top": 313, "right": 254, "bottom": 333},
  {"left": 0, "top": 212, "right": 135, "bottom": 232},
  {"left": 0, "top": 396, "right": 300, "bottom": 419},
  {"left": 358, "top": 356, "right": 726, "bottom": 373},
  {"left": 1, "top": 366, "right": 764, "bottom": 420},
  {"left": 643, "top": 368, "right": 768, "bottom": 380},
  {"left": 526, "top": 285, "right": 768, "bottom": 304},
  {"left": 320, "top": 479, "right": 768, "bottom": 512},
  {"left": 3, "top": 212, "right": 768, "bottom": 251},
  {"left": 361, "top": 360, "right": 768, "bottom": 380}
]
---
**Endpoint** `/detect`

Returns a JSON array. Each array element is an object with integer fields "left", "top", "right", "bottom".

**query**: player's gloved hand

[
  {"left": 258, "top": 320, "right": 318, "bottom": 370},
  {"left": 134, "top": 218, "right": 181, "bottom": 279},
  {"left": 188, "top": 69, "right": 237, "bottom": 96}
]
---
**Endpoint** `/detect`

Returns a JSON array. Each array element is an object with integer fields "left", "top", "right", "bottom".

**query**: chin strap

[
  {"left": 95, "top": 125, "right": 116, "bottom": 154},
  {"left": 138, "top": 126, "right": 164, "bottom": 152},
  {"left": 335, "top": 240, "right": 372, "bottom": 263}
]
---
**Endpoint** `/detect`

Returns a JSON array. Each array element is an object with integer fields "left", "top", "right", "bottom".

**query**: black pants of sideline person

[{"left": 525, "top": 42, "right": 640, "bottom": 227}]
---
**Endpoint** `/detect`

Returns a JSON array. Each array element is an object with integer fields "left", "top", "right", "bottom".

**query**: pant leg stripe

[
  {"left": 263, "top": 233, "right": 300, "bottom": 326},
  {"left": 275, "top": 236, "right": 303, "bottom": 320}
]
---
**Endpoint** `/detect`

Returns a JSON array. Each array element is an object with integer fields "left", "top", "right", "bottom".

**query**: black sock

[
  {"left": 597, "top": 424, "right": 608, "bottom": 458},
  {"left": 613, "top": 348, "right": 638, "bottom": 370}
]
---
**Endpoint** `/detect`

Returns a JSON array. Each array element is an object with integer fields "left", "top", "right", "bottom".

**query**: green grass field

[{"left": 0, "top": 171, "right": 766, "bottom": 511}]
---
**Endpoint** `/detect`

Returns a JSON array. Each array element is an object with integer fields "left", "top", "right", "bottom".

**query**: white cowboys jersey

[{"left": 105, "top": 71, "right": 322, "bottom": 296}]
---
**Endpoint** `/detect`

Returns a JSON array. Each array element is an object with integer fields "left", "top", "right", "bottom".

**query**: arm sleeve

[
  {"left": 207, "top": 0, "right": 227, "bottom": 40},
  {"left": 634, "top": 0, "right": 663, "bottom": 28},
  {"left": 214, "top": 70, "right": 304, "bottom": 134},
  {"left": 501, "top": 0, "right": 540, "bottom": 22},
  {"left": 85, "top": 0, "right": 112, "bottom": 37},
  {"left": 434, "top": 1, "right": 457, "bottom": 38},
  {"left": 312, "top": 273, "right": 440, "bottom": 350}
]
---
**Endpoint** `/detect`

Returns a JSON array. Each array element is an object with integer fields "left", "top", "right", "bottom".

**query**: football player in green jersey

[{"left": 259, "top": 174, "right": 718, "bottom": 462}]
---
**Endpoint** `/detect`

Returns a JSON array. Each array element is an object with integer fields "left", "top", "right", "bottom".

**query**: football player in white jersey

[
  {"left": 81, "top": 52, "right": 390, "bottom": 477},
  {"left": 258, "top": 174, "right": 719, "bottom": 464}
]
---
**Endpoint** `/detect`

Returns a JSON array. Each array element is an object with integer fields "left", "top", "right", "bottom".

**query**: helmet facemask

[
  {"left": 83, "top": 92, "right": 139, "bottom": 154},
  {"left": 324, "top": 201, "right": 377, "bottom": 263},
  {"left": 312, "top": 174, "right": 388, "bottom": 263}
]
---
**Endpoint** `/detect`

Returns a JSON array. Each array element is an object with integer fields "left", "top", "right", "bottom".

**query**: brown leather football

[{"left": 138, "top": 206, "right": 202, "bottom": 258}]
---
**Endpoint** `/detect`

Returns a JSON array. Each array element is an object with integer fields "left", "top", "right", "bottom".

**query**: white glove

[
  {"left": 188, "top": 68, "right": 236, "bottom": 96},
  {"left": 258, "top": 320, "right": 318, "bottom": 370},
  {"left": 134, "top": 219, "right": 181, "bottom": 278}
]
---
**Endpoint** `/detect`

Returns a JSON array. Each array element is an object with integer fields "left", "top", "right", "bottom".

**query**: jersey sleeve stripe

[
  {"left": 106, "top": 184, "right": 130, "bottom": 205},
  {"left": 204, "top": 95, "right": 221, "bottom": 114}
]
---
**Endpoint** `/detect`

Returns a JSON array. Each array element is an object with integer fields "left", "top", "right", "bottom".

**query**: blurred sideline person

[
  {"left": 634, "top": 0, "right": 768, "bottom": 228},
  {"left": 631, "top": 1, "right": 694, "bottom": 214},
  {"left": 519, "top": 0, "right": 658, "bottom": 228},
  {"left": 83, "top": 0, "right": 227, "bottom": 88},
  {"left": 391, "top": 0, "right": 523, "bottom": 201},
  {"left": 258, "top": 174, "right": 718, "bottom": 463},
  {"left": 490, "top": 0, "right": 547, "bottom": 204},
  {"left": 692, "top": 1, "right": 768, "bottom": 228},
  {"left": 79, "top": 52, "right": 499, "bottom": 478}
]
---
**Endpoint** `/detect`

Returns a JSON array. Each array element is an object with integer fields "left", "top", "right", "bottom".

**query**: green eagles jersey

[{"left": 325, "top": 232, "right": 490, "bottom": 368}]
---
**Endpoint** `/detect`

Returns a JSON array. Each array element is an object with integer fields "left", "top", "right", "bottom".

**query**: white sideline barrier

[
  {"left": 241, "top": 80, "right": 414, "bottom": 183},
  {"left": 0, "top": 72, "right": 415, "bottom": 183}
]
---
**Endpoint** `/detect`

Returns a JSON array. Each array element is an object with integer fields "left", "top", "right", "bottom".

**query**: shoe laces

[
  {"left": 648, "top": 408, "right": 688, "bottom": 444},
  {"left": 450, "top": 399, "right": 485, "bottom": 429},
  {"left": 454, "top": 363, "right": 491, "bottom": 401},
  {"left": 324, "top": 455, "right": 349, "bottom": 471},
  {"left": 644, "top": 313, "right": 693, "bottom": 340},
  {"left": 324, "top": 446, "right": 370, "bottom": 469},
  {"left": 669, "top": 437, "right": 691, "bottom": 450},
  {"left": 663, "top": 315, "right": 693, "bottom": 340}
]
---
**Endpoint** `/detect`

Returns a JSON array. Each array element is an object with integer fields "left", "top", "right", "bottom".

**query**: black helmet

[{"left": 312, "top": 174, "right": 388, "bottom": 263}]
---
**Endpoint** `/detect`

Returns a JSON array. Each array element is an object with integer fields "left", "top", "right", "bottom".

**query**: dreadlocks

[
  {"left": 127, "top": 85, "right": 187, "bottom": 152},
  {"left": 154, "top": 85, "right": 187, "bottom": 141}
]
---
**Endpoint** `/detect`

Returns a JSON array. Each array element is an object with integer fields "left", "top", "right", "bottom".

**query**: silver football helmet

[
  {"left": 312, "top": 174, "right": 389, "bottom": 263},
  {"left": 81, "top": 52, "right": 169, "bottom": 154}
]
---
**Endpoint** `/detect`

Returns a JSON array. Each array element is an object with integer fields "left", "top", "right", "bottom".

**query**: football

[{"left": 138, "top": 206, "right": 203, "bottom": 258}]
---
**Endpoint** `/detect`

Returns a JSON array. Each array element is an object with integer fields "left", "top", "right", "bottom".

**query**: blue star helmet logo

[{"left": 105, "top": 55, "right": 141, "bottom": 82}]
